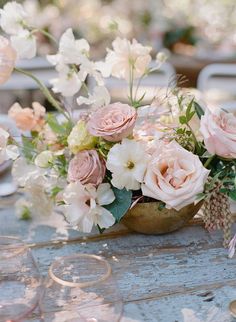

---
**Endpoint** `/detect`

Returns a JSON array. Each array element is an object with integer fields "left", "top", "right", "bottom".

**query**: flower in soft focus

[
  {"left": 35, "top": 151, "right": 54, "bottom": 168},
  {"left": 77, "top": 86, "right": 110, "bottom": 108},
  {"left": 200, "top": 107, "right": 236, "bottom": 158},
  {"left": 229, "top": 234, "right": 236, "bottom": 258},
  {"left": 107, "top": 139, "right": 148, "bottom": 190},
  {"left": 15, "top": 198, "right": 32, "bottom": 220},
  {"left": 141, "top": 141, "right": 210, "bottom": 210},
  {"left": 101, "top": 37, "right": 152, "bottom": 81},
  {"left": 8, "top": 102, "right": 45, "bottom": 131},
  {"left": 87, "top": 102, "right": 137, "bottom": 142},
  {"left": 47, "top": 28, "right": 90, "bottom": 66},
  {"left": 156, "top": 52, "right": 168, "bottom": 64},
  {"left": 68, "top": 149, "right": 105, "bottom": 186},
  {"left": 0, "top": 36, "right": 16, "bottom": 85},
  {"left": 62, "top": 182, "right": 115, "bottom": 233},
  {"left": 0, "top": 2, "right": 28, "bottom": 35},
  {"left": 67, "top": 120, "right": 97, "bottom": 154},
  {"left": 10, "top": 30, "right": 37, "bottom": 59},
  {"left": 49, "top": 65, "right": 82, "bottom": 97},
  {"left": 0, "top": 127, "right": 19, "bottom": 165},
  {"left": 41, "top": 124, "right": 58, "bottom": 146}
]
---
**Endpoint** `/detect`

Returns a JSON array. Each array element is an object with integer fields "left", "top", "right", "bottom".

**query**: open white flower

[
  {"left": 0, "top": 127, "right": 18, "bottom": 165},
  {"left": 47, "top": 28, "right": 90, "bottom": 66},
  {"left": 101, "top": 37, "right": 152, "bottom": 81},
  {"left": 78, "top": 57, "right": 104, "bottom": 86},
  {"left": 77, "top": 86, "right": 110, "bottom": 108},
  {"left": 62, "top": 182, "right": 115, "bottom": 233},
  {"left": 0, "top": 2, "right": 28, "bottom": 35},
  {"left": 106, "top": 139, "right": 149, "bottom": 190},
  {"left": 35, "top": 151, "right": 54, "bottom": 168},
  {"left": 50, "top": 65, "right": 82, "bottom": 97},
  {"left": 10, "top": 30, "right": 37, "bottom": 59}
]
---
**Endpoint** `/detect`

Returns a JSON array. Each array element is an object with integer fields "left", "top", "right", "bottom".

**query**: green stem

[
  {"left": 129, "top": 64, "right": 134, "bottom": 106},
  {"left": 186, "top": 123, "right": 200, "bottom": 152},
  {"left": 14, "top": 67, "right": 71, "bottom": 122},
  {"left": 204, "top": 155, "right": 215, "bottom": 168},
  {"left": 31, "top": 29, "right": 58, "bottom": 44}
]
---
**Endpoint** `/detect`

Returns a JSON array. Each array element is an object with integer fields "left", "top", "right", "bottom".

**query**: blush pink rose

[
  {"left": 200, "top": 108, "right": 236, "bottom": 158},
  {"left": 87, "top": 102, "right": 137, "bottom": 142},
  {"left": 141, "top": 141, "right": 210, "bottom": 211},
  {"left": 0, "top": 36, "right": 16, "bottom": 85},
  {"left": 68, "top": 149, "right": 106, "bottom": 186},
  {"left": 8, "top": 102, "right": 45, "bottom": 132}
]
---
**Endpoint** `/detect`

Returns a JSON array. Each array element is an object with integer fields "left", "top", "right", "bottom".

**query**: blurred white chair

[
  {"left": 197, "top": 64, "right": 236, "bottom": 93},
  {"left": 0, "top": 57, "right": 56, "bottom": 90},
  {"left": 88, "top": 61, "right": 176, "bottom": 102}
]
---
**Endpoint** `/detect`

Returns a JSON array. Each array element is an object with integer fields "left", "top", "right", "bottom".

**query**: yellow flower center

[{"left": 126, "top": 161, "right": 135, "bottom": 169}]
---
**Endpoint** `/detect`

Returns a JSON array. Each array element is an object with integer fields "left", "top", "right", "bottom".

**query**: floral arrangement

[{"left": 0, "top": 2, "right": 236, "bottom": 249}]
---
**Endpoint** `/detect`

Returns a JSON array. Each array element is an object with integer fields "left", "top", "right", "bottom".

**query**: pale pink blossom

[
  {"left": 62, "top": 182, "right": 115, "bottom": 232},
  {"left": 68, "top": 150, "right": 106, "bottom": 186},
  {"left": 87, "top": 102, "right": 137, "bottom": 142},
  {"left": 8, "top": 102, "right": 46, "bottom": 132},
  {"left": 200, "top": 108, "right": 236, "bottom": 158},
  {"left": 0, "top": 36, "right": 16, "bottom": 85},
  {"left": 141, "top": 141, "right": 210, "bottom": 210}
]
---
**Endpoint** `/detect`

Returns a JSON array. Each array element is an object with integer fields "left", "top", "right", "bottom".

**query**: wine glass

[
  {"left": 40, "top": 254, "right": 123, "bottom": 322},
  {"left": 0, "top": 236, "right": 43, "bottom": 322}
]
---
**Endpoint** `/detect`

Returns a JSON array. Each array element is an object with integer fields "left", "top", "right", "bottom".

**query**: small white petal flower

[
  {"left": 103, "top": 37, "right": 152, "bottom": 81},
  {"left": 11, "top": 30, "right": 37, "bottom": 59},
  {"left": 78, "top": 57, "right": 104, "bottom": 86},
  {"left": 77, "top": 86, "right": 110, "bottom": 108},
  {"left": 47, "top": 28, "right": 89, "bottom": 66},
  {"left": 62, "top": 182, "right": 115, "bottom": 233},
  {"left": 0, "top": 128, "right": 19, "bottom": 164},
  {"left": 107, "top": 139, "right": 149, "bottom": 190},
  {"left": 35, "top": 151, "right": 53, "bottom": 168},
  {"left": 0, "top": 2, "right": 28, "bottom": 35},
  {"left": 50, "top": 65, "right": 82, "bottom": 97}
]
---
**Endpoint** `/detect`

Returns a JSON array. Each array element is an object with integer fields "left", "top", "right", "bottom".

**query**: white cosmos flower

[
  {"left": 50, "top": 65, "right": 82, "bottom": 97},
  {"left": 77, "top": 86, "right": 110, "bottom": 108},
  {"left": 47, "top": 28, "right": 90, "bottom": 66},
  {"left": 106, "top": 139, "right": 149, "bottom": 190},
  {"left": 62, "top": 182, "right": 115, "bottom": 233},
  {"left": 101, "top": 37, "right": 152, "bottom": 81},
  {"left": 0, "top": 127, "right": 19, "bottom": 165},
  {"left": 34, "top": 150, "right": 54, "bottom": 168},
  {"left": 11, "top": 30, "right": 37, "bottom": 59},
  {"left": 0, "top": 2, "right": 28, "bottom": 35}
]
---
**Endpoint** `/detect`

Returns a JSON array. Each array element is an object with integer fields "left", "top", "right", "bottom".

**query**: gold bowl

[{"left": 122, "top": 201, "right": 202, "bottom": 234}]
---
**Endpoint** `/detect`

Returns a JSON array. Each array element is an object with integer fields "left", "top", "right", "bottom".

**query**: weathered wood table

[{"left": 1, "top": 171, "right": 236, "bottom": 322}]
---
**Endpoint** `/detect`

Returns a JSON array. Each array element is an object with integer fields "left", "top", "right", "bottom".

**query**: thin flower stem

[
  {"left": 129, "top": 64, "right": 134, "bottom": 106},
  {"left": 14, "top": 67, "right": 71, "bottom": 122},
  {"left": 31, "top": 29, "right": 58, "bottom": 44},
  {"left": 204, "top": 155, "right": 215, "bottom": 168},
  {"left": 186, "top": 123, "right": 200, "bottom": 152}
]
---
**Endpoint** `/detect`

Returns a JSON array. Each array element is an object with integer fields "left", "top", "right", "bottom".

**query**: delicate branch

[
  {"left": 31, "top": 29, "right": 58, "bottom": 44},
  {"left": 14, "top": 67, "right": 71, "bottom": 122}
]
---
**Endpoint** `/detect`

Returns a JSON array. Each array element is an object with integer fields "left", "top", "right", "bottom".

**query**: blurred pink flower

[
  {"left": 8, "top": 102, "right": 46, "bottom": 132},
  {"left": 68, "top": 149, "right": 106, "bottom": 186},
  {"left": 200, "top": 108, "right": 236, "bottom": 158},
  {"left": 0, "top": 36, "right": 16, "bottom": 85},
  {"left": 87, "top": 102, "right": 137, "bottom": 142}
]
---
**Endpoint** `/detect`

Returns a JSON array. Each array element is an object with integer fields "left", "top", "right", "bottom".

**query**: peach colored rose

[
  {"left": 141, "top": 141, "right": 209, "bottom": 210},
  {"left": 87, "top": 103, "right": 137, "bottom": 142},
  {"left": 8, "top": 102, "right": 45, "bottom": 131},
  {"left": 0, "top": 36, "right": 16, "bottom": 85},
  {"left": 200, "top": 108, "right": 236, "bottom": 158},
  {"left": 68, "top": 149, "right": 106, "bottom": 186}
]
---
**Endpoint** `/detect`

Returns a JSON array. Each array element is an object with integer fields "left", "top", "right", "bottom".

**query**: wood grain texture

[{"left": 1, "top": 200, "right": 236, "bottom": 321}]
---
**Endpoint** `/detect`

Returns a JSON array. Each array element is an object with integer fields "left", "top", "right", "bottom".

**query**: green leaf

[
  {"left": 104, "top": 188, "right": 132, "bottom": 222},
  {"left": 194, "top": 102, "right": 205, "bottom": 119},
  {"left": 21, "top": 136, "right": 36, "bottom": 161},
  {"left": 46, "top": 114, "right": 65, "bottom": 135},
  {"left": 229, "top": 190, "right": 236, "bottom": 201},
  {"left": 179, "top": 115, "right": 186, "bottom": 124}
]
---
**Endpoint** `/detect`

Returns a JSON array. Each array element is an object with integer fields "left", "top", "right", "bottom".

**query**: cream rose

[
  {"left": 0, "top": 36, "right": 16, "bottom": 85},
  {"left": 67, "top": 149, "right": 106, "bottom": 186},
  {"left": 141, "top": 141, "right": 209, "bottom": 210},
  {"left": 200, "top": 108, "right": 236, "bottom": 158},
  {"left": 87, "top": 103, "right": 137, "bottom": 142}
]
